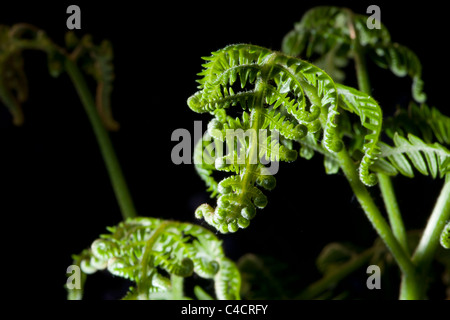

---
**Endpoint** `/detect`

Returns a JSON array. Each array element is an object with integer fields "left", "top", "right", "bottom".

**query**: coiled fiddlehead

[
  {"left": 189, "top": 44, "right": 384, "bottom": 233},
  {"left": 282, "top": 6, "right": 426, "bottom": 103},
  {"left": 0, "top": 24, "right": 119, "bottom": 130},
  {"left": 67, "top": 217, "right": 241, "bottom": 300}
]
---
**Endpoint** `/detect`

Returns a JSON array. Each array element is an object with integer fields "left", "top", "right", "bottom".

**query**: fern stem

[
  {"left": 347, "top": 9, "right": 371, "bottom": 95},
  {"left": 350, "top": 15, "right": 411, "bottom": 266},
  {"left": 171, "top": 274, "right": 184, "bottom": 300},
  {"left": 336, "top": 149, "right": 415, "bottom": 276},
  {"left": 412, "top": 180, "right": 450, "bottom": 270},
  {"left": 138, "top": 221, "right": 171, "bottom": 299},
  {"left": 377, "top": 173, "right": 410, "bottom": 255},
  {"left": 296, "top": 247, "right": 374, "bottom": 299},
  {"left": 64, "top": 58, "right": 137, "bottom": 220}
]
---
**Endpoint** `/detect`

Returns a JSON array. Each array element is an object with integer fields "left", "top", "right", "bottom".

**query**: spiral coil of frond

[
  {"left": 189, "top": 44, "right": 384, "bottom": 232},
  {"left": 67, "top": 217, "right": 240, "bottom": 300}
]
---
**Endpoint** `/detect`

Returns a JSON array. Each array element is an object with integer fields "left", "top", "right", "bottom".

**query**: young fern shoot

[
  {"left": 68, "top": 217, "right": 241, "bottom": 300},
  {"left": 188, "top": 44, "right": 384, "bottom": 233}
]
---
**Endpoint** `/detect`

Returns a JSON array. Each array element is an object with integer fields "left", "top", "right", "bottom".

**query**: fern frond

[
  {"left": 0, "top": 24, "right": 56, "bottom": 125},
  {"left": 214, "top": 258, "right": 241, "bottom": 300},
  {"left": 370, "top": 43, "right": 426, "bottom": 103},
  {"left": 337, "top": 84, "right": 382, "bottom": 186},
  {"left": 0, "top": 24, "right": 120, "bottom": 129},
  {"left": 384, "top": 103, "right": 450, "bottom": 147},
  {"left": 66, "top": 32, "right": 119, "bottom": 131},
  {"left": 189, "top": 44, "right": 386, "bottom": 232},
  {"left": 67, "top": 217, "right": 240, "bottom": 300},
  {"left": 282, "top": 6, "right": 426, "bottom": 103},
  {"left": 376, "top": 133, "right": 450, "bottom": 179}
]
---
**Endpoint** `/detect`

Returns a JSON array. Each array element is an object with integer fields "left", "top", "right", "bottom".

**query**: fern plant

[
  {"left": 1, "top": 5, "right": 449, "bottom": 301},
  {"left": 188, "top": 6, "right": 450, "bottom": 299},
  {"left": 0, "top": 23, "right": 240, "bottom": 300}
]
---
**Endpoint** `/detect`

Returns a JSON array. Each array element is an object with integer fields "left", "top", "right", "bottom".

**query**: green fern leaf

[
  {"left": 377, "top": 133, "right": 450, "bottom": 179},
  {"left": 282, "top": 6, "right": 426, "bottom": 103},
  {"left": 67, "top": 217, "right": 240, "bottom": 300},
  {"left": 189, "top": 44, "right": 387, "bottom": 232},
  {"left": 337, "top": 84, "right": 382, "bottom": 186},
  {"left": 384, "top": 103, "right": 450, "bottom": 147}
]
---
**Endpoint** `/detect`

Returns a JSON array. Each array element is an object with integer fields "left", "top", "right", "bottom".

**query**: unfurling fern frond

[
  {"left": 66, "top": 32, "right": 119, "bottom": 131},
  {"left": 188, "top": 44, "right": 384, "bottom": 233},
  {"left": 337, "top": 84, "right": 382, "bottom": 186},
  {"left": 384, "top": 103, "right": 450, "bottom": 147},
  {"left": 282, "top": 6, "right": 426, "bottom": 103},
  {"left": 0, "top": 24, "right": 119, "bottom": 130},
  {"left": 67, "top": 217, "right": 240, "bottom": 300},
  {"left": 0, "top": 24, "right": 59, "bottom": 125},
  {"left": 374, "top": 133, "right": 450, "bottom": 179}
]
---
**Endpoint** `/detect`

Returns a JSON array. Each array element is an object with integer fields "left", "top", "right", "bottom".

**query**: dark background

[{"left": 0, "top": 1, "right": 448, "bottom": 300}]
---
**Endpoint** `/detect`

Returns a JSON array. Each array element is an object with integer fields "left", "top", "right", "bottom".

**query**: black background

[{"left": 0, "top": 1, "right": 448, "bottom": 300}]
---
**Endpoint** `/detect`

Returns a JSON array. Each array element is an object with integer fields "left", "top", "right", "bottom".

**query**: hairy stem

[
  {"left": 350, "top": 11, "right": 409, "bottom": 256},
  {"left": 297, "top": 247, "right": 374, "bottom": 299},
  {"left": 349, "top": 15, "right": 418, "bottom": 299},
  {"left": 347, "top": 8, "right": 371, "bottom": 95},
  {"left": 336, "top": 149, "right": 415, "bottom": 277},
  {"left": 413, "top": 180, "right": 450, "bottom": 269},
  {"left": 64, "top": 58, "right": 137, "bottom": 220},
  {"left": 377, "top": 173, "right": 410, "bottom": 255}
]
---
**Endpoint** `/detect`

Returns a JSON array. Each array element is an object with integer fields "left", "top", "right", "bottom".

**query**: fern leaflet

[{"left": 67, "top": 217, "right": 240, "bottom": 300}]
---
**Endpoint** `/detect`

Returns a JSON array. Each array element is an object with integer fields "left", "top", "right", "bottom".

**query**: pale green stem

[
  {"left": 377, "top": 173, "right": 410, "bottom": 255},
  {"left": 399, "top": 181, "right": 450, "bottom": 299},
  {"left": 336, "top": 149, "right": 415, "bottom": 277},
  {"left": 64, "top": 58, "right": 137, "bottom": 220},
  {"left": 349, "top": 11, "right": 409, "bottom": 256},
  {"left": 412, "top": 180, "right": 450, "bottom": 269},
  {"left": 171, "top": 274, "right": 185, "bottom": 300},
  {"left": 138, "top": 221, "right": 170, "bottom": 299},
  {"left": 348, "top": 12, "right": 417, "bottom": 300}
]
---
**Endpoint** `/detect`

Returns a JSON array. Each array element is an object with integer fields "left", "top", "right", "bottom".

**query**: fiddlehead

[
  {"left": 0, "top": 24, "right": 119, "bottom": 130},
  {"left": 282, "top": 6, "right": 426, "bottom": 103},
  {"left": 189, "top": 44, "right": 383, "bottom": 232},
  {"left": 337, "top": 84, "right": 382, "bottom": 186},
  {"left": 66, "top": 32, "right": 119, "bottom": 131},
  {"left": 67, "top": 217, "right": 240, "bottom": 300},
  {"left": 0, "top": 24, "right": 58, "bottom": 125}
]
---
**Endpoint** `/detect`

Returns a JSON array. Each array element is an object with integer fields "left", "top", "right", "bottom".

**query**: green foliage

[
  {"left": 384, "top": 103, "right": 450, "bottom": 147},
  {"left": 375, "top": 133, "right": 450, "bottom": 179},
  {"left": 0, "top": 24, "right": 118, "bottom": 130},
  {"left": 282, "top": 6, "right": 426, "bottom": 102},
  {"left": 3, "top": 5, "right": 450, "bottom": 301},
  {"left": 0, "top": 24, "right": 55, "bottom": 125},
  {"left": 189, "top": 44, "right": 384, "bottom": 233},
  {"left": 65, "top": 32, "right": 119, "bottom": 131},
  {"left": 67, "top": 217, "right": 240, "bottom": 300}
]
